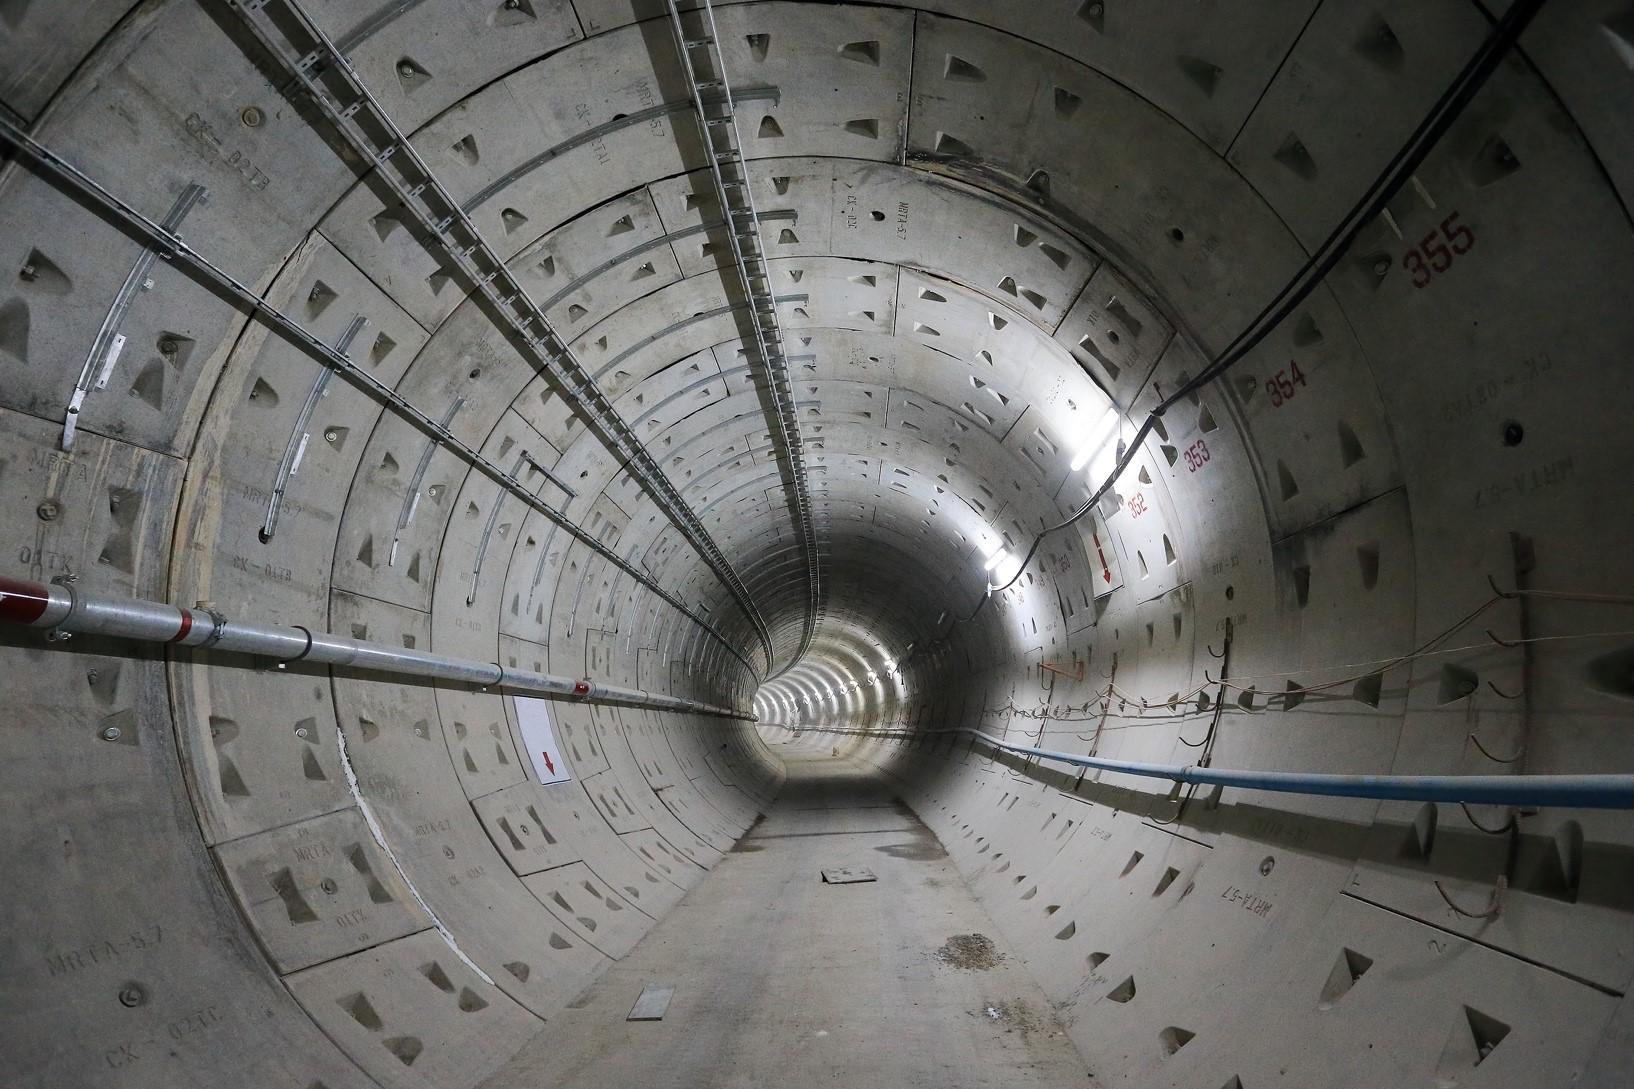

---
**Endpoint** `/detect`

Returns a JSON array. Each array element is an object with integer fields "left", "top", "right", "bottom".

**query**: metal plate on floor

[
  {"left": 821, "top": 867, "right": 877, "bottom": 884},
  {"left": 627, "top": 984, "right": 675, "bottom": 1021}
]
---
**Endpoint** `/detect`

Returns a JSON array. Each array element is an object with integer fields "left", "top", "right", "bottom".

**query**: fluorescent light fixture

[{"left": 1070, "top": 406, "right": 1120, "bottom": 472}]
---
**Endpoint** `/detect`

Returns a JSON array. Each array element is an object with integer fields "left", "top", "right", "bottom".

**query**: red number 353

[{"left": 1402, "top": 212, "right": 1475, "bottom": 289}]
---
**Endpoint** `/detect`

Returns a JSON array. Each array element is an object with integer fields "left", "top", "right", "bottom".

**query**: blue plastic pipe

[{"left": 798, "top": 725, "right": 1634, "bottom": 810}]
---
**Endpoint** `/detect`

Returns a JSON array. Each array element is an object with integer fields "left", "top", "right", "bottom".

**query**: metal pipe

[
  {"left": 0, "top": 113, "right": 760, "bottom": 685},
  {"left": 800, "top": 724, "right": 1634, "bottom": 810},
  {"left": 0, "top": 574, "right": 749, "bottom": 719}
]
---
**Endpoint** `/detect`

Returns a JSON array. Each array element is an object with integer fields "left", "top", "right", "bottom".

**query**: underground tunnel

[{"left": 2, "top": 0, "right": 1633, "bottom": 1086}]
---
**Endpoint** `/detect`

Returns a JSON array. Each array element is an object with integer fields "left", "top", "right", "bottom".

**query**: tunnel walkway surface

[{"left": 480, "top": 742, "right": 1092, "bottom": 1089}]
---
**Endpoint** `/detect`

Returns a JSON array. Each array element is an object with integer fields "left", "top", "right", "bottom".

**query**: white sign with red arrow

[
  {"left": 1081, "top": 509, "right": 1123, "bottom": 599},
  {"left": 515, "top": 697, "right": 573, "bottom": 785}
]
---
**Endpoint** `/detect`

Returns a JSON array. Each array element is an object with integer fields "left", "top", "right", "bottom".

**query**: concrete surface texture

[
  {"left": 482, "top": 740, "right": 1092, "bottom": 1089},
  {"left": 0, "top": 1, "right": 1631, "bottom": 1087}
]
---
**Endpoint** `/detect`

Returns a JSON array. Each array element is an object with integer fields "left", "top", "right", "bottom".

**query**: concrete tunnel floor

[{"left": 481, "top": 738, "right": 1093, "bottom": 1089}]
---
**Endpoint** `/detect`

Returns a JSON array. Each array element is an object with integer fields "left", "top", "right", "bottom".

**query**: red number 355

[{"left": 1402, "top": 212, "right": 1475, "bottom": 289}]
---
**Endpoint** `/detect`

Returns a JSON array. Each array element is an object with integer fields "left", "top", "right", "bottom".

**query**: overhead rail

[
  {"left": 223, "top": 0, "right": 776, "bottom": 673},
  {"left": 664, "top": 0, "right": 824, "bottom": 670},
  {"left": 0, "top": 114, "right": 760, "bottom": 683},
  {"left": 792, "top": 724, "right": 1634, "bottom": 810},
  {"left": 0, "top": 574, "right": 752, "bottom": 719}
]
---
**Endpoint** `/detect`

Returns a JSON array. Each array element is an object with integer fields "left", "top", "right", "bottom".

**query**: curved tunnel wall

[{"left": 1, "top": 1, "right": 1632, "bottom": 1086}]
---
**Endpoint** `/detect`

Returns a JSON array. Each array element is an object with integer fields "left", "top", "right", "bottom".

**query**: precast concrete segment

[
  {"left": 840, "top": 715, "right": 1634, "bottom": 1084},
  {"left": 222, "top": 0, "right": 777, "bottom": 673},
  {"left": 0, "top": 113, "right": 762, "bottom": 684},
  {"left": 2, "top": 1, "right": 1633, "bottom": 1087}
]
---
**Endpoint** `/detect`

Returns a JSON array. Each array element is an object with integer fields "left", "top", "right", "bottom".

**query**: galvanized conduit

[
  {"left": 795, "top": 725, "right": 1634, "bottom": 810},
  {"left": 0, "top": 114, "right": 761, "bottom": 685},
  {"left": 0, "top": 574, "right": 750, "bottom": 720}
]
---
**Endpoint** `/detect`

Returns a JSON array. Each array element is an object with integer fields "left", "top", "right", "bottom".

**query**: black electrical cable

[{"left": 912, "top": 0, "right": 1546, "bottom": 660}]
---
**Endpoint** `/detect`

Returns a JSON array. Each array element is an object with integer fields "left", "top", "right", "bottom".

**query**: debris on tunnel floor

[
  {"left": 972, "top": 999, "right": 1052, "bottom": 1043},
  {"left": 820, "top": 866, "right": 877, "bottom": 884},
  {"left": 935, "top": 933, "right": 1006, "bottom": 971},
  {"left": 478, "top": 752, "right": 1092, "bottom": 1087},
  {"left": 626, "top": 984, "right": 676, "bottom": 1022}
]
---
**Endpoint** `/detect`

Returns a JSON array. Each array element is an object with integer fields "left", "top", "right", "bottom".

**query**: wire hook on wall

[
  {"left": 1435, "top": 874, "right": 1507, "bottom": 920},
  {"left": 1459, "top": 801, "right": 1517, "bottom": 835},
  {"left": 1468, "top": 731, "right": 1526, "bottom": 764}
]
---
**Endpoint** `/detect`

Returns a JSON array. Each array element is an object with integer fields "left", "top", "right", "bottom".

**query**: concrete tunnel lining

[{"left": 2, "top": 0, "right": 1634, "bottom": 1086}]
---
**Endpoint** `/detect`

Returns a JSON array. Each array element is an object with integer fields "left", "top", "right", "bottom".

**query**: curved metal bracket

[
  {"left": 1146, "top": 784, "right": 1191, "bottom": 826},
  {"left": 46, "top": 574, "right": 80, "bottom": 642},
  {"left": 275, "top": 624, "right": 315, "bottom": 669},
  {"left": 198, "top": 608, "right": 229, "bottom": 648}
]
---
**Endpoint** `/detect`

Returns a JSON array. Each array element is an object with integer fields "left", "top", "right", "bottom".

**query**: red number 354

[{"left": 1402, "top": 212, "right": 1475, "bottom": 289}]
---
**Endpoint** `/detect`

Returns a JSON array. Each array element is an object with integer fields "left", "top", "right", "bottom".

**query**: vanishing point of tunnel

[{"left": 2, "top": 2, "right": 1632, "bottom": 1087}]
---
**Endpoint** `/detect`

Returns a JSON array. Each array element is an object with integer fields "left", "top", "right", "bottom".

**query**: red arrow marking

[
  {"left": 1092, "top": 529, "right": 1112, "bottom": 584},
  {"left": 540, "top": 750, "right": 555, "bottom": 775}
]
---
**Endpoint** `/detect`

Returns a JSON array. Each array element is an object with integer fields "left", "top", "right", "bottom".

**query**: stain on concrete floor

[
  {"left": 875, "top": 838, "right": 946, "bottom": 861},
  {"left": 935, "top": 932, "right": 1005, "bottom": 970},
  {"left": 973, "top": 998, "right": 1050, "bottom": 1042},
  {"left": 478, "top": 754, "right": 1094, "bottom": 1088},
  {"left": 871, "top": 807, "right": 948, "bottom": 861}
]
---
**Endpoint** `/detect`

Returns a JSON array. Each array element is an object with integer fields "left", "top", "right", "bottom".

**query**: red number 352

[{"left": 1401, "top": 212, "right": 1475, "bottom": 289}]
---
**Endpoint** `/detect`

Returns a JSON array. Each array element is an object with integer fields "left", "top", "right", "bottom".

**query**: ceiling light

[{"left": 1070, "top": 406, "right": 1120, "bottom": 472}]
